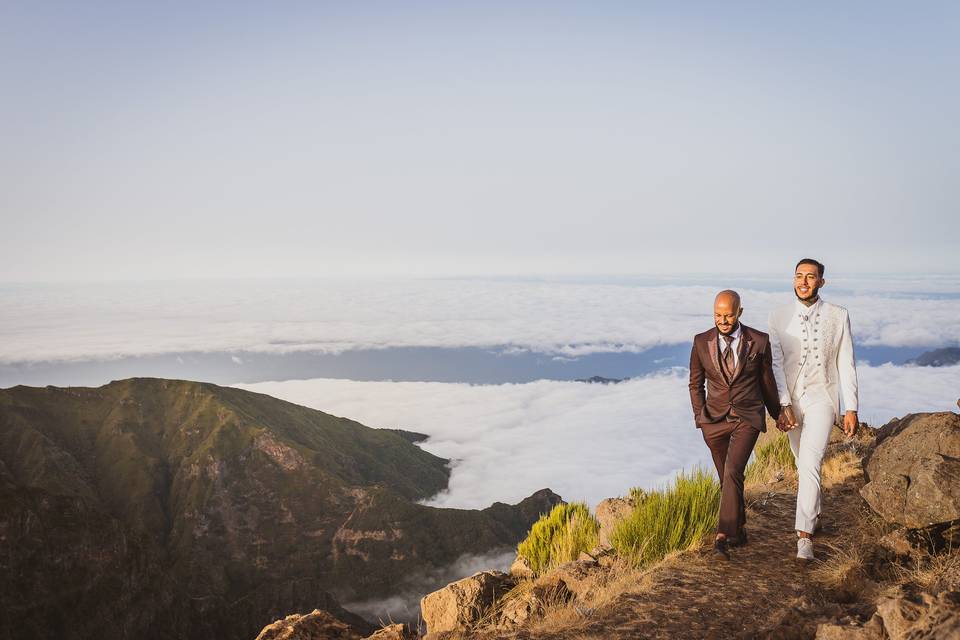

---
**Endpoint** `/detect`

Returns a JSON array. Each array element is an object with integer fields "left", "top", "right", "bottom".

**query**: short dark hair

[{"left": 795, "top": 258, "right": 825, "bottom": 278}]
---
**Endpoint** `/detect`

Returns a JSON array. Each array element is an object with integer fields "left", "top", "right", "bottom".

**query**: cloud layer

[
  {"left": 3, "top": 277, "right": 958, "bottom": 363},
  {"left": 239, "top": 363, "right": 960, "bottom": 511}
]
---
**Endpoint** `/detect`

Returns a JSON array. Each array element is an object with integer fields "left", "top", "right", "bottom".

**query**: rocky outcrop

[
  {"left": 875, "top": 588, "right": 960, "bottom": 639},
  {"left": 419, "top": 571, "right": 516, "bottom": 634},
  {"left": 254, "top": 609, "right": 365, "bottom": 640},
  {"left": 509, "top": 555, "right": 534, "bottom": 579},
  {"left": 549, "top": 559, "right": 602, "bottom": 600},
  {"left": 860, "top": 412, "right": 960, "bottom": 543},
  {"left": 496, "top": 574, "right": 572, "bottom": 628},
  {"left": 595, "top": 493, "right": 639, "bottom": 548},
  {"left": 364, "top": 624, "right": 416, "bottom": 640}
]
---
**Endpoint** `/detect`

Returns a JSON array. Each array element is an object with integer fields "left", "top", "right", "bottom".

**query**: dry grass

[
  {"left": 892, "top": 543, "right": 960, "bottom": 591},
  {"left": 810, "top": 540, "right": 870, "bottom": 601},
  {"left": 521, "top": 551, "right": 689, "bottom": 637},
  {"left": 821, "top": 449, "right": 861, "bottom": 487}
]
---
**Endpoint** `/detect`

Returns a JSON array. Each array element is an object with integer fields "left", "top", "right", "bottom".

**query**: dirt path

[{"left": 484, "top": 455, "right": 870, "bottom": 640}]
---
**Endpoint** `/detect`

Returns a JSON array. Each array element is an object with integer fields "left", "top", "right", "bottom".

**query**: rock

[
  {"left": 497, "top": 574, "right": 573, "bottom": 628},
  {"left": 551, "top": 560, "right": 603, "bottom": 599},
  {"left": 874, "top": 589, "right": 960, "bottom": 639},
  {"left": 255, "top": 609, "right": 364, "bottom": 640},
  {"left": 420, "top": 571, "right": 516, "bottom": 634},
  {"left": 860, "top": 412, "right": 960, "bottom": 538},
  {"left": 879, "top": 528, "right": 915, "bottom": 559},
  {"left": 364, "top": 623, "right": 415, "bottom": 640},
  {"left": 509, "top": 554, "right": 534, "bottom": 579},
  {"left": 595, "top": 494, "right": 639, "bottom": 548},
  {"left": 815, "top": 615, "right": 884, "bottom": 639},
  {"left": 588, "top": 544, "right": 617, "bottom": 568}
]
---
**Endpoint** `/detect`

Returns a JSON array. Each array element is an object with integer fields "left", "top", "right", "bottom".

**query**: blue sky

[{"left": 2, "top": 2, "right": 958, "bottom": 280}]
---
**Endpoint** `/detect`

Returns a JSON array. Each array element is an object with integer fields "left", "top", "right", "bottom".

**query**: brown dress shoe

[
  {"left": 713, "top": 537, "right": 731, "bottom": 560},
  {"left": 728, "top": 530, "right": 748, "bottom": 547}
]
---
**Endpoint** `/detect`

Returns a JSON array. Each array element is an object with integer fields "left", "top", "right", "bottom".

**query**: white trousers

[{"left": 787, "top": 397, "right": 836, "bottom": 534}]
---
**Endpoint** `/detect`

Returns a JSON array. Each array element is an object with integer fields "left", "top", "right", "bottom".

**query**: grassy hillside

[{"left": 0, "top": 378, "right": 559, "bottom": 640}]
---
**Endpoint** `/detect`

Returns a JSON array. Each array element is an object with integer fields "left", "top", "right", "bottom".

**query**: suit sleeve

[
  {"left": 768, "top": 310, "right": 792, "bottom": 406},
  {"left": 688, "top": 341, "right": 706, "bottom": 425},
  {"left": 760, "top": 340, "right": 781, "bottom": 421},
  {"left": 837, "top": 310, "right": 859, "bottom": 412}
]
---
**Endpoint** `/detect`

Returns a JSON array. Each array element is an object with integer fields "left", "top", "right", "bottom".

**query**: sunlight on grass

[
  {"left": 610, "top": 467, "right": 721, "bottom": 567},
  {"left": 517, "top": 502, "right": 600, "bottom": 575}
]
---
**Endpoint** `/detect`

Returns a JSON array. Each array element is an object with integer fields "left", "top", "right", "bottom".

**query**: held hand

[
  {"left": 775, "top": 413, "right": 791, "bottom": 432},
  {"left": 779, "top": 405, "right": 798, "bottom": 431},
  {"left": 843, "top": 411, "right": 858, "bottom": 438}
]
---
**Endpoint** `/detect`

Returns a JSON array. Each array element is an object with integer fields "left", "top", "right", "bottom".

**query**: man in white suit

[{"left": 768, "top": 258, "right": 858, "bottom": 561}]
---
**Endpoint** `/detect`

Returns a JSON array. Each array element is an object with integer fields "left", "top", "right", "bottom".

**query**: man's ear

[
  {"left": 737, "top": 307, "right": 744, "bottom": 318},
  {"left": 820, "top": 278, "right": 827, "bottom": 288}
]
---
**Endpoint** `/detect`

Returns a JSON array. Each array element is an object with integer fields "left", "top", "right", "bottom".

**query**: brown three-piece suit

[{"left": 688, "top": 324, "right": 781, "bottom": 540}]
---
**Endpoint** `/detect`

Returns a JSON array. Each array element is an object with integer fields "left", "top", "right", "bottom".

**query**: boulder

[
  {"left": 255, "top": 609, "right": 364, "bottom": 640},
  {"left": 595, "top": 494, "right": 639, "bottom": 548},
  {"left": 860, "top": 412, "right": 960, "bottom": 537},
  {"left": 874, "top": 588, "right": 960, "bottom": 639},
  {"left": 551, "top": 559, "right": 603, "bottom": 599},
  {"left": 364, "top": 623, "right": 416, "bottom": 640},
  {"left": 509, "top": 554, "right": 534, "bottom": 579},
  {"left": 497, "top": 574, "right": 573, "bottom": 628},
  {"left": 878, "top": 528, "right": 915, "bottom": 559},
  {"left": 420, "top": 571, "right": 516, "bottom": 634}
]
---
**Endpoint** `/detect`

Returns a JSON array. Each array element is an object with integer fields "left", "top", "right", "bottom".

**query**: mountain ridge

[{"left": 0, "top": 378, "right": 561, "bottom": 640}]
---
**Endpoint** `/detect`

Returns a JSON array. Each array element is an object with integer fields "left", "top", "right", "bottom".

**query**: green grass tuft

[
  {"left": 517, "top": 502, "right": 600, "bottom": 575},
  {"left": 745, "top": 431, "right": 796, "bottom": 484},
  {"left": 610, "top": 467, "right": 721, "bottom": 567}
]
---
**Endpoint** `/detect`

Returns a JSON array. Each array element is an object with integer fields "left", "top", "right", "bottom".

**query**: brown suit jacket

[{"left": 688, "top": 324, "right": 781, "bottom": 433}]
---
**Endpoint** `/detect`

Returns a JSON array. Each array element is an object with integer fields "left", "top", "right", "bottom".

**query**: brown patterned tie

[{"left": 722, "top": 335, "right": 736, "bottom": 381}]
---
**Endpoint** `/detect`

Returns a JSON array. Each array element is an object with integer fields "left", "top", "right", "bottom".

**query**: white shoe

[{"left": 797, "top": 537, "right": 815, "bottom": 561}]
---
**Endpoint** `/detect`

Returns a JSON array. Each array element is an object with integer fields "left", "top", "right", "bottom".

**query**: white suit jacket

[{"left": 768, "top": 299, "right": 859, "bottom": 414}]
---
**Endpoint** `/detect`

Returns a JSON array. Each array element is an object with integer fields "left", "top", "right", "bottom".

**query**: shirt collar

[
  {"left": 795, "top": 296, "right": 822, "bottom": 318},
  {"left": 719, "top": 323, "right": 742, "bottom": 341}
]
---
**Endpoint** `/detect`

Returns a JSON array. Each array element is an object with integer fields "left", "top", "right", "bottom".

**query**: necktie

[{"left": 722, "top": 335, "right": 736, "bottom": 381}]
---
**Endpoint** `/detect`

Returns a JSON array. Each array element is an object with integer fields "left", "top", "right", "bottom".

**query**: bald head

[
  {"left": 715, "top": 289, "right": 741, "bottom": 310},
  {"left": 713, "top": 289, "right": 743, "bottom": 335}
]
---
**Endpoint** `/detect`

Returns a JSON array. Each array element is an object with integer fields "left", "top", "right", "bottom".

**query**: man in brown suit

[{"left": 689, "top": 290, "right": 781, "bottom": 560}]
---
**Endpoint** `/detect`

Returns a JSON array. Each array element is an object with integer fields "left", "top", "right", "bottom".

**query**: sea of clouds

[
  {"left": 2, "top": 276, "right": 959, "bottom": 362},
  {"left": 239, "top": 362, "right": 960, "bottom": 511}
]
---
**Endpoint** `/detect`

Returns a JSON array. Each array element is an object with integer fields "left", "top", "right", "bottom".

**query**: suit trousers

[
  {"left": 701, "top": 419, "right": 760, "bottom": 539},
  {"left": 787, "top": 397, "right": 837, "bottom": 534}
]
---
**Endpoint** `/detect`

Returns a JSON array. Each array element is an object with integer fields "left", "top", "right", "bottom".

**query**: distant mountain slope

[
  {"left": 0, "top": 378, "right": 560, "bottom": 640},
  {"left": 907, "top": 346, "right": 960, "bottom": 367}
]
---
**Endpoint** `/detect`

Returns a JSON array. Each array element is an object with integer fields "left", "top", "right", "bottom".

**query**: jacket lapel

[
  {"left": 730, "top": 327, "right": 752, "bottom": 383},
  {"left": 706, "top": 328, "right": 722, "bottom": 378}
]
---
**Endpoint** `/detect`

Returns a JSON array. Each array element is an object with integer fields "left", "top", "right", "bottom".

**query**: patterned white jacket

[{"left": 768, "top": 298, "right": 859, "bottom": 414}]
